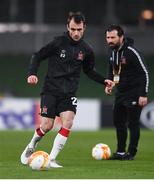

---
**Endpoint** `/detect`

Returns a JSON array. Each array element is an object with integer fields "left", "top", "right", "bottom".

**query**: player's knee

[
  {"left": 128, "top": 121, "right": 139, "bottom": 129},
  {"left": 63, "top": 119, "right": 73, "bottom": 129},
  {"left": 42, "top": 125, "right": 53, "bottom": 133},
  {"left": 41, "top": 118, "right": 54, "bottom": 132}
]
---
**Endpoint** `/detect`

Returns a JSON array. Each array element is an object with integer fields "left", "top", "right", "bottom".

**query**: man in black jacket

[
  {"left": 105, "top": 25, "right": 149, "bottom": 160},
  {"left": 20, "top": 12, "right": 114, "bottom": 168}
]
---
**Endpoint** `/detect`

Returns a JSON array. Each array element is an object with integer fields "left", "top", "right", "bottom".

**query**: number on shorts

[{"left": 71, "top": 97, "right": 77, "bottom": 106}]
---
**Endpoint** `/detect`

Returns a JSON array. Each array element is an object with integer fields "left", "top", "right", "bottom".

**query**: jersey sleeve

[
  {"left": 82, "top": 47, "right": 106, "bottom": 85},
  {"left": 107, "top": 59, "right": 113, "bottom": 81},
  {"left": 128, "top": 47, "right": 149, "bottom": 97},
  {"left": 28, "top": 38, "right": 58, "bottom": 76}
]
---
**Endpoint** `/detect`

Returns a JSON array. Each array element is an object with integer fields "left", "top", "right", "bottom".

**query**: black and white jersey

[
  {"left": 28, "top": 32, "right": 105, "bottom": 95},
  {"left": 107, "top": 38, "right": 149, "bottom": 98}
]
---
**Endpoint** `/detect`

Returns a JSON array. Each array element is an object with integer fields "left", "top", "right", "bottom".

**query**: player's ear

[
  {"left": 120, "top": 35, "right": 124, "bottom": 43},
  {"left": 67, "top": 24, "right": 69, "bottom": 31},
  {"left": 83, "top": 24, "right": 86, "bottom": 31}
]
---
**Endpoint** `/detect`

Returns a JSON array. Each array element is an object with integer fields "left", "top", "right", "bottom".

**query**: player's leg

[
  {"left": 49, "top": 95, "right": 77, "bottom": 168},
  {"left": 49, "top": 111, "right": 75, "bottom": 168},
  {"left": 126, "top": 105, "right": 142, "bottom": 159},
  {"left": 20, "top": 94, "right": 56, "bottom": 165},
  {"left": 20, "top": 117, "right": 54, "bottom": 165},
  {"left": 110, "top": 102, "right": 127, "bottom": 160}
]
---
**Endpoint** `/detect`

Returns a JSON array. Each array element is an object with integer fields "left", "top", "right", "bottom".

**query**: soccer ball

[
  {"left": 92, "top": 143, "right": 111, "bottom": 160},
  {"left": 28, "top": 151, "right": 50, "bottom": 170}
]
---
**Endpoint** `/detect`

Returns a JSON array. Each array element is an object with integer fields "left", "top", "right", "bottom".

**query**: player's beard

[{"left": 108, "top": 42, "right": 120, "bottom": 50}]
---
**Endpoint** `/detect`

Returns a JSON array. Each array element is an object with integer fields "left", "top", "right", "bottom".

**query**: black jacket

[
  {"left": 107, "top": 38, "right": 149, "bottom": 99},
  {"left": 28, "top": 32, "right": 106, "bottom": 95}
]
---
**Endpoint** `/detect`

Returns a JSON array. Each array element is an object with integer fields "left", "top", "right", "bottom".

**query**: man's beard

[{"left": 109, "top": 43, "right": 120, "bottom": 50}]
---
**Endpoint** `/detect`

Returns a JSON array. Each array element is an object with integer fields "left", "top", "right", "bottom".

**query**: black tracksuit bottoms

[{"left": 113, "top": 99, "right": 142, "bottom": 156}]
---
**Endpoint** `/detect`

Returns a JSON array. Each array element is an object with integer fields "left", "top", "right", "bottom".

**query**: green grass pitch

[{"left": 0, "top": 129, "right": 154, "bottom": 179}]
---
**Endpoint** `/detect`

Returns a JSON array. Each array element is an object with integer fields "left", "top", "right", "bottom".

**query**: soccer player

[
  {"left": 20, "top": 12, "right": 114, "bottom": 168},
  {"left": 105, "top": 25, "right": 149, "bottom": 160}
]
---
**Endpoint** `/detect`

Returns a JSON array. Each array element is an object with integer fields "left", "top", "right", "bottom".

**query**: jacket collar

[{"left": 120, "top": 37, "right": 134, "bottom": 51}]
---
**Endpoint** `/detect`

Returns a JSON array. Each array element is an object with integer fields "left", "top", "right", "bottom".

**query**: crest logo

[
  {"left": 77, "top": 51, "right": 84, "bottom": 61},
  {"left": 121, "top": 57, "right": 126, "bottom": 64},
  {"left": 60, "top": 50, "right": 66, "bottom": 58},
  {"left": 41, "top": 106, "right": 48, "bottom": 115}
]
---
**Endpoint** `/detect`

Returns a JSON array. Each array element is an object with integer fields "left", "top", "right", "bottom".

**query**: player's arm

[
  {"left": 128, "top": 48, "right": 149, "bottom": 106},
  {"left": 27, "top": 44, "right": 51, "bottom": 85},
  {"left": 105, "top": 60, "right": 114, "bottom": 95},
  {"left": 27, "top": 38, "right": 58, "bottom": 85},
  {"left": 28, "top": 42, "right": 54, "bottom": 75},
  {"left": 82, "top": 49, "right": 114, "bottom": 88},
  {"left": 128, "top": 47, "right": 149, "bottom": 97}
]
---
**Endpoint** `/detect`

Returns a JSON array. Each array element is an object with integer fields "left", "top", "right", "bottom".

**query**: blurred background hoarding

[
  {"left": 0, "top": 98, "right": 101, "bottom": 130},
  {"left": 0, "top": 0, "right": 154, "bottom": 54},
  {"left": 0, "top": 98, "right": 154, "bottom": 130},
  {"left": 0, "top": 0, "right": 154, "bottom": 130}
]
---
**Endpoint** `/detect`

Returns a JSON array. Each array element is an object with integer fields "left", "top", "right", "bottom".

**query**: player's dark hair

[
  {"left": 105, "top": 25, "right": 124, "bottom": 37},
  {"left": 67, "top": 11, "right": 86, "bottom": 25}
]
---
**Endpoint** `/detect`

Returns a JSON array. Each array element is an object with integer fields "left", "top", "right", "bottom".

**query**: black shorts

[{"left": 40, "top": 94, "right": 77, "bottom": 118}]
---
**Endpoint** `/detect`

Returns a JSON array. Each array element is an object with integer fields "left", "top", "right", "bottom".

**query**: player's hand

[
  {"left": 105, "top": 86, "right": 112, "bottom": 95},
  {"left": 138, "top": 96, "right": 148, "bottom": 107},
  {"left": 104, "top": 79, "right": 115, "bottom": 95},
  {"left": 104, "top": 79, "right": 115, "bottom": 89},
  {"left": 27, "top": 75, "right": 38, "bottom": 85}
]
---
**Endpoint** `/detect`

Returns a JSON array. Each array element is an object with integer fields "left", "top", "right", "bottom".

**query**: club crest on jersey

[
  {"left": 60, "top": 49, "right": 66, "bottom": 58},
  {"left": 121, "top": 56, "right": 126, "bottom": 64},
  {"left": 77, "top": 51, "right": 84, "bottom": 61},
  {"left": 41, "top": 106, "right": 48, "bottom": 114}
]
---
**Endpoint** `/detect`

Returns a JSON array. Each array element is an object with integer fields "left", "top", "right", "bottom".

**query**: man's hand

[
  {"left": 104, "top": 79, "right": 115, "bottom": 95},
  {"left": 27, "top": 75, "right": 38, "bottom": 85},
  {"left": 138, "top": 96, "right": 148, "bottom": 107},
  {"left": 105, "top": 86, "right": 112, "bottom": 95}
]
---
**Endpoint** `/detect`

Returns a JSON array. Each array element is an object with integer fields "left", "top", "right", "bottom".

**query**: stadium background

[
  {"left": 0, "top": 0, "right": 154, "bottom": 179},
  {"left": 0, "top": 0, "right": 154, "bottom": 130}
]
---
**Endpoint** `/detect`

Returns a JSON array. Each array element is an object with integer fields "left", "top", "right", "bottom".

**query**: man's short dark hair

[
  {"left": 67, "top": 11, "right": 86, "bottom": 25},
  {"left": 105, "top": 25, "right": 124, "bottom": 37}
]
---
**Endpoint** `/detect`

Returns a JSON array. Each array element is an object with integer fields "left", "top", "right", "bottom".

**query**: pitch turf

[{"left": 0, "top": 129, "right": 154, "bottom": 179}]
